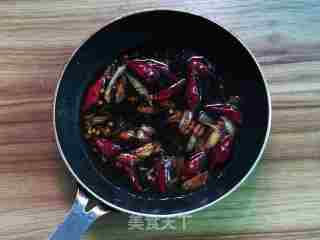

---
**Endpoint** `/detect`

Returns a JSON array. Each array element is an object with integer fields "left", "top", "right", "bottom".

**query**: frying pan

[{"left": 50, "top": 10, "right": 271, "bottom": 239}]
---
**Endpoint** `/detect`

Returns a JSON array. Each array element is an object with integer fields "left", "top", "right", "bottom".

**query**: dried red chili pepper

[
  {"left": 205, "top": 104, "right": 242, "bottom": 125},
  {"left": 182, "top": 171, "right": 208, "bottom": 191},
  {"left": 127, "top": 59, "right": 180, "bottom": 94},
  {"left": 82, "top": 78, "right": 103, "bottom": 112},
  {"left": 185, "top": 67, "right": 201, "bottom": 111},
  {"left": 204, "top": 96, "right": 242, "bottom": 125},
  {"left": 123, "top": 165, "right": 143, "bottom": 192},
  {"left": 185, "top": 56, "right": 217, "bottom": 111},
  {"left": 116, "top": 153, "right": 138, "bottom": 168},
  {"left": 151, "top": 79, "right": 186, "bottom": 103},
  {"left": 95, "top": 139, "right": 121, "bottom": 158},
  {"left": 118, "top": 130, "right": 136, "bottom": 141},
  {"left": 188, "top": 56, "right": 209, "bottom": 74},
  {"left": 116, "top": 142, "right": 161, "bottom": 168},
  {"left": 133, "top": 142, "right": 161, "bottom": 160},
  {"left": 146, "top": 161, "right": 165, "bottom": 192},
  {"left": 185, "top": 55, "right": 216, "bottom": 108},
  {"left": 208, "top": 135, "right": 233, "bottom": 170},
  {"left": 148, "top": 155, "right": 174, "bottom": 193},
  {"left": 156, "top": 161, "right": 166, "bottom": 193},
  {"left": 126, "top": 60, "right": 160, "bottom": 88},
  {"left": 182, "top": 151, "right": 206, "bottom": 180}
]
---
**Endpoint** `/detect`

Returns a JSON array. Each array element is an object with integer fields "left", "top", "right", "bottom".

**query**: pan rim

[{"left": 53, "top": 8, "right": 272, "bottom": 218}]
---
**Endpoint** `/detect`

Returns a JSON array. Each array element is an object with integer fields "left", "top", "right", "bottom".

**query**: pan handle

[{"left": 48, "top": 189, "right": 110, "bottom": 240}]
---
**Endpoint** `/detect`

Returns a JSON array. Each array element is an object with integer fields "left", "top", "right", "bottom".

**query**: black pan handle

[{"left": 48, "top": 189, "right": 110, "bottom": 240}]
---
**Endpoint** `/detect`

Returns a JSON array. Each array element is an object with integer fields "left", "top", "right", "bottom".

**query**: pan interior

[{"left": 54, "top": 10, "right": 270, "bottom": 216}]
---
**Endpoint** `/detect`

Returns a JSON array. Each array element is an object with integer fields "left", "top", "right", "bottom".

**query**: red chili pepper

[
  {"left": 151, "top": 79, "right": 186, "bottom": 102},
  {"left": 182, "top": 171, "right": 208, "bottom": 191},
  {"left": 127, "top": 59, "right": 179, "bottom": 92},
  {"left": 185, "top": 57, "right": 211, "bottom": 111},
  {"left": 188, "top": 57, "right": 209, "bottom": 74},
  {"left": 118, "top": 130, "right": 136, "bottom": 141},
  {"left": 156, "top": 161, "right": 166, "bottom": 193},
  {"left": 123, "top": 165, "right": 143, "bottom": 192},
  {"left": 209, "top": 135, "right": 233, "bottom": 170},
  {"left": 222, "top": 107, "right": 242, "bottom": 125},
  {"left": 147, "top": 160, "right": 167, "bottom": 193},
  {"left": 185, "top": 71, "right": 200, "bottom": 111},
  {"left": 182, "top": 151, "right": 205, "bottom": 179},
  {"left": 82, "top": 78, "right": 103, "bottom": 112},
  {"left": 116, "top": 153, "right": 138, "bottom": 168},
  {"left": 110, "top": 144, "right": 142, "bottom": 192},
  {"left": 95, "top": 139, "right": 121, "bottom": 158},
  {"left": 205, "top": 104, "right": 242, "bottom": 125},
  {"left": 127, "top": 60, "right": 160, "bottom": 87}
]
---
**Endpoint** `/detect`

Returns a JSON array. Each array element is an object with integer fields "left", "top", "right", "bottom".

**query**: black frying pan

[{"left": 50, "top": 10, "right": 271, "bottom": 239}]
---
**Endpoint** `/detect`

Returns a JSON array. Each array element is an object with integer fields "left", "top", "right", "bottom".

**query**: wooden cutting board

[{"left": 0, "top": 1, "right": 319, "bottom": 239}]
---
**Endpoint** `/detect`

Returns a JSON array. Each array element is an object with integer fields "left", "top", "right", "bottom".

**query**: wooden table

[{"left": 1, "top": 1, "right": 319, "bottom": 239}]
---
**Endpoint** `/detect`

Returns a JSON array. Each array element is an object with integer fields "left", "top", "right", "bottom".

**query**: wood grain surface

[{"left": 0, "top": 1, "right": 319, "bottom": 240}]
